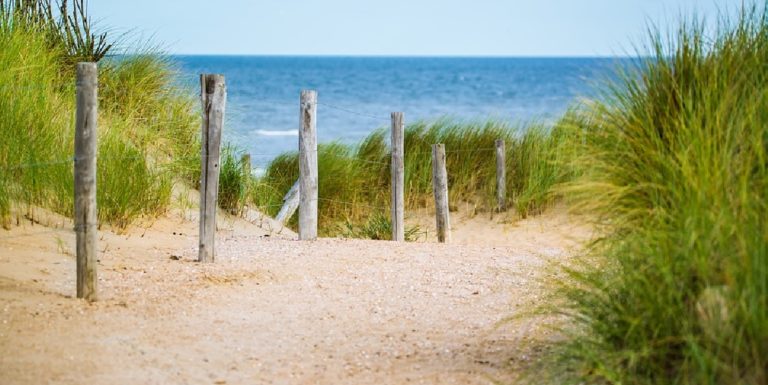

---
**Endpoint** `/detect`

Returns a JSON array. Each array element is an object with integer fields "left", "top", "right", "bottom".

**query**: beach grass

[
  {"left": 0, "top": 1, "right": 199, "bottom": 229},
  {"left": 250, "top": 118, "right": 571, "bottom": 236},
  {"left": 543, "top": 4, "right": 768, "bottom": 384}
]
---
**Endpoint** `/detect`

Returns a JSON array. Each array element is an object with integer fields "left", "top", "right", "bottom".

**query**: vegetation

[
  {"left": 338, "top": 212, "right": 422, "bottom": 241},
  {"left": 3, "top": 2, "right": 765, "bottom": 383},
  {"left": 250, "top": 118, "right": 572, "bottom": 236},
  {"left": 0, "top": 1, "right": 569, "bottom": 236},
  {"left": 218, "top": 145, "right": 250, "bottom": 215},
  {"left": 0, "top": 0, "right": 199, "bottom": 229},
  {"left": 545, "top": 5, "right": 768, "bottom": 384}
]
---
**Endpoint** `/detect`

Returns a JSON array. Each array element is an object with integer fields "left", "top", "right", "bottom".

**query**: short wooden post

[
  {"left": 391, "top": 112, "right": 405, "bottom": 242},
  {"left": 198, "top": 74, "right": 227, "bottom": 263},
  {"left": 431, "top": 144, "right": 451, "bottom": 243},
  {"left": 495, "top": 139, "right": 506, "bottom": 211},
  {"left": 299, "top": 90, "right": 318, "bottom": 240},
  {"left": 74, "top": 62, "right": 98, "bottom": 301},
  {"left": 241, "top": 153, "right": 251, "bottom": 178}
]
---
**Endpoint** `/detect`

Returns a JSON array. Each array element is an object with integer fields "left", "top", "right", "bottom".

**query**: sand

[{"left": 0, "top": 205, "right": 590, "bottom": 385}]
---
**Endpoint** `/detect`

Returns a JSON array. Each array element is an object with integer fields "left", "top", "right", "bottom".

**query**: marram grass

[
  {"left": 250, "top": 118, "right": 572, "bottom": 237},
  {"left": 0, "top": 6, "right": 199, "bottom": 229},
  {"left": 542, "top": 4, "right": 768, "bottom": 385}
]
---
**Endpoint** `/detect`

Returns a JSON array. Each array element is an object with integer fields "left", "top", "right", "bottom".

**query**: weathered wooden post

[
  {"left": 198, "top": 74, "right": 226, "bottom": 263},
  {"left": 241, "top": 153, "right": 251, "bottom": 178},
  {"left": 74, "top": 62, "right": 98, "bottom": 301},
  {"left": 431, "top": 144, "right": 451, "bottom": 243},
  {"left": 299, "top": 90, "right": 318, "bottom": 240},
  {"left": 275, "top": 179, "right": 300, "bottom": 224},
  {"left": 391, "top": 112, "right": 405, "bottom": 242},
  {"left": 495, "top": 139, "right": 506, "bottom": 211}
]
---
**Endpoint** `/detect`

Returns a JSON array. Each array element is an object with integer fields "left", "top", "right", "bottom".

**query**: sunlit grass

[
  {"left": 250, "top": 118, "right": 571, "bottom": 236},
  {"left": 0, "top": 5, "right": 199, "bottom": 229},
  {"left": 545, "top": 4, "right": 768, "bottom": 384}
]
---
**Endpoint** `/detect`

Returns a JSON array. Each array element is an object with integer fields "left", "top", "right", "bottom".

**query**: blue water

[{"left": 175, "top": 56, "right": 623, "bottom": 170}]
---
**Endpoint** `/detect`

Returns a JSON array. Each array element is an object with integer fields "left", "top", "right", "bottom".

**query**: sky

[{"left": 90, "top": 0, "right": 742, "bottom": 56}]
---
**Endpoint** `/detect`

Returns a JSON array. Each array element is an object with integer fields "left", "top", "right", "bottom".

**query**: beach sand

[{"left": 0, "top": 204, "right": 590, "bottom": 385}]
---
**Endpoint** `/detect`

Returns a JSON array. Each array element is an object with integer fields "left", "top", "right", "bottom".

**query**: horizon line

[{"left": 163, "top": 53, "right": 638, "bottom": 59}]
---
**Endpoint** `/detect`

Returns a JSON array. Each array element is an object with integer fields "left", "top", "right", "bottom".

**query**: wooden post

[
  {"left": 198, "top": 74, "right": 226, "bottom": 263},
  {"left": 75, "top": 62, "right": 98, "bottom": 301},
  {"left": 275, "top": 179, "right": 300, "bottom": 224},
  {"left": 431, "top": 144, "right": 451, "bottom": 243},
  {"left": 495, "top": 139, "right": 506, "bottom": 211},
  {"left": 391, "top": 112, "right": 405, "bottom": 242},
  {"left": 299, "top": 90, "right": 318, "bottom": 240},
  {"left": 240, "top": 153, "right": 252, "bottom": 214},
  {"left": 241, "top": 153, "right": 251, "bottom": 178}
]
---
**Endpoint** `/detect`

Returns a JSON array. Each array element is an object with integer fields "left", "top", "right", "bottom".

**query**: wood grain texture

[
  {"left": 276, "top": 179, "right": 300, "bottom": 224},
  {"left": 431, "top": 144, "right": 451, "bottom": 243},
  {"left": 299, "top": 90, "right": 318, "bottom": 240},
  {"left": 495, "top": 139, "right": 506, "bottom": 211},
  {"left": 390, "top": 112, "right": 405, "bottom": 242},
  {"left": 74, "top": 62, "right": 98, "bottom": 301},
  {"left": 198, "top": 74, "right": 227, "bottom": 262}
]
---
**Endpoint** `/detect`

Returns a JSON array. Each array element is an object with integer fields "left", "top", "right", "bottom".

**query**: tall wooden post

[
  {"left": 431, "top": 144, "right": 451, "bottom": 243},
  {"left": 299, "top": 90, "right": 318, "bottom": 240},
  {"left": 495, "top": 139, "right": 506, "bottom": 211},
  {"left": 198, "top": 74, "right": 226, "bottom": 263},
  {"left": 75, "top": 62, "right": 98, "bottom": 301},
  {"left": 391, "top": 112, "right": 405, "bottom": 242}
]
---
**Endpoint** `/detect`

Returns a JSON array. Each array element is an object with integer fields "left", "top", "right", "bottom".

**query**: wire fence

[{"left": 2, "top": 76, "right": 512, "bottom": 247}]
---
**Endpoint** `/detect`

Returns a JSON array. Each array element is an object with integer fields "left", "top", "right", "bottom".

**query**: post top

[
  {"left": 300, "top": 89, "right": 317, "bottom": 98},
  {"left": 200, "top": 74, "right": 226, "bottom": 94},
  {"left": 76, "top": 62, "right": 98, "bottom": 83}
]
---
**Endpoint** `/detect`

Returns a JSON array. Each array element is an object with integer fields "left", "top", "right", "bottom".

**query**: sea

[{"left": 174, "top": 56, "right": 625, "bottom": 171}]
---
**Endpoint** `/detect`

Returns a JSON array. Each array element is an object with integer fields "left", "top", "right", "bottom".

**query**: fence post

[
  {"left": 391, "top": 112, "right": 405, "bottom": 242},
  {"left": 299, "top": 90, "right": 318, "bottom": 240},
  {"left": 495, "top": 139, "right": 506, "bottom": 211},
  {"left": 241, "top": 153, "right": 251, "bottom": 178},
  {"left": 431, "top": 143, "right": 451, "bottom": 243},
  {"left": 74, "top": 62, "right": 98, "bottom": 301},
  {"left": 198, "top": 74, "right": 226, "bottom": 263}
]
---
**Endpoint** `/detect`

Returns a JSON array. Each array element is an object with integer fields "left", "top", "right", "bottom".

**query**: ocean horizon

[{"left": 174, "top": 55, "right": 629, "bottom": 170}]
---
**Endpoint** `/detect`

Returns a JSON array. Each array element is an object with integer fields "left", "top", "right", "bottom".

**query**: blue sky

[{"left": 91, "top": 0, "right": 740, "bottom": 56}]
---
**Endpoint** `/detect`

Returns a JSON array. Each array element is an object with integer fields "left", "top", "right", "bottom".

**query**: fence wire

[{"left": 2, "top": 78, "right": 510, "bottom": 242}]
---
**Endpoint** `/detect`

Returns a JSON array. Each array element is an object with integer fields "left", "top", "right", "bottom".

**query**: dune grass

[
  {"left": 3, "top": 1, "right": 764, "bottom": 384},
  {"left": 544, "top": 5, "right": 768, "bottom": 384},
  {"left": 0, "top": 1, "right": 199, "bottom": 229},
  {"left": 250, "top": 118, "right": 572, "bottom": 237},
  {"left": 0, "top": 1, "right": 572, "bottom": 235}
]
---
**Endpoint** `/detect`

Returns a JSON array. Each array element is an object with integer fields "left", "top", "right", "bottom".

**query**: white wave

[
  {"left": 255, "top": 129, "right": 298, "bottom": 137},
  {"left": 252, "top": 167, "right": 266, "bottom": 177}
]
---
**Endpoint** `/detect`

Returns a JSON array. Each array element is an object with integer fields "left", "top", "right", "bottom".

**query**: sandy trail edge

[{"left": 0, "top": 207, "right": 590, "bottom": 385}]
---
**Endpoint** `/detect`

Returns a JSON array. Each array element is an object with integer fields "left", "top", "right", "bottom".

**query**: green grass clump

[
  {"left": 338, "top": 212, "right": 422, "bottom": 241},
  {"left": 0, "top": 20, "right": 73, "bottom": 225},
  {"left": 0, "top": 2, "right": 199, "bottom": 229},
  {"left": 218, "top": 145, "right": 251, "bottom": 215},
  {"left": 251, "top": 118, "right": 571, "bottom": 237},
  {"left": 549, "top": 5, "right": 768, "bottom": 384},
  {"left": 97, "top": 127, "right": 172, "bottom": 228}
]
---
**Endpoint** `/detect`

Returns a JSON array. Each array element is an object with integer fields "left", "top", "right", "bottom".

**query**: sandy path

[{"left": 0, "top": 207, "right": 589, "bottom": 384}]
